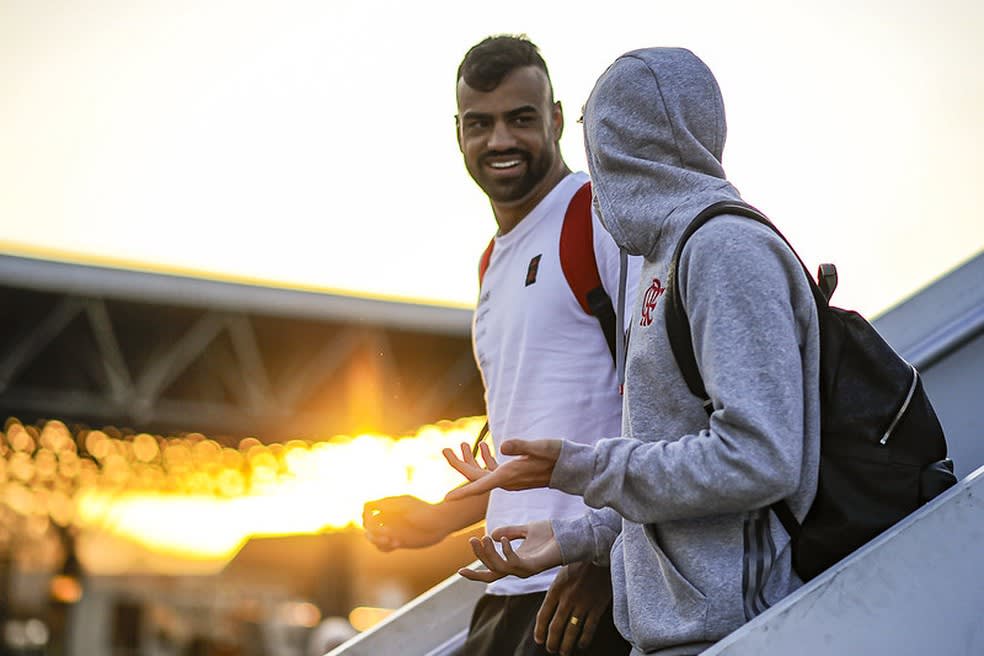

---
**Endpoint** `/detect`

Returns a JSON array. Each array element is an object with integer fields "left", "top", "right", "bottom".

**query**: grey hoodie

[{"left": 548, "top": 48, "right": 821, "bottom": 654}]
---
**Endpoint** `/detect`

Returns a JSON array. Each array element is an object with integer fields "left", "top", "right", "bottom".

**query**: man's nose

[{"left": 487, "top": 120, "right": 518, "bottom": 151}]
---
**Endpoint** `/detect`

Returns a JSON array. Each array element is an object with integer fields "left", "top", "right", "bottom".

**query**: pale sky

[{"left": 1, "top": 0, "right": 982, "bottom": 318}]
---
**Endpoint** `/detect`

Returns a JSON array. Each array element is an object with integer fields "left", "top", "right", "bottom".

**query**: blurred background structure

[{"left": 0, "top": 254, "right": 490, "bottom": 656}]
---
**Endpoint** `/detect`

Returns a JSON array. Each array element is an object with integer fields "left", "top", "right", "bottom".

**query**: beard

[{"left": 468, "top": 148, "right": 555, "bottom": 204}]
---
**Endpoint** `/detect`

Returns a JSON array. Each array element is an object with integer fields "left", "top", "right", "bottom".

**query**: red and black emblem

[
  {"left": 525, "top": 254, "right": 542, "bottom": 287},
  {"left": 640, "top": 277, "right": 666, "bottom": 326}
]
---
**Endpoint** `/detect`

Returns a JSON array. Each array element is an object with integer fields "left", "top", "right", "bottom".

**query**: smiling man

[
  {"left": 362, "top": 35, "right": 634, "bottom": 656},
  {"left": 455, "top": 53, "right": 566, "bottom": 234}
]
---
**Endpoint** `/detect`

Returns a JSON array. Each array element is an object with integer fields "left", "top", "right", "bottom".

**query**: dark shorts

[{"left": 461, "top": 590, "right": 630, "bottom": 656}]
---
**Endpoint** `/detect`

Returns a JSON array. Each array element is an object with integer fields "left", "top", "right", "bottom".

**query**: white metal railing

[{"left": 325, "top": 567, "right": 484, "bottom": 656}]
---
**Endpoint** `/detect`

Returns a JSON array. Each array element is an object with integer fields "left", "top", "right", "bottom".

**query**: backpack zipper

[{"left": 879, "top": 365, "right": 919, "bottom": 445}]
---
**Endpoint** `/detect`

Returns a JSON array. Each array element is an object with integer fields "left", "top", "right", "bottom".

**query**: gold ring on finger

[{"left": 569, "top": 616, "right": 580, "bottom": 626}]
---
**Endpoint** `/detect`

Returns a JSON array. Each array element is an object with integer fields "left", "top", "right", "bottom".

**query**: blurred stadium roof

[{"left": 0, "top": 253, "right": 483, "bottom": 443}]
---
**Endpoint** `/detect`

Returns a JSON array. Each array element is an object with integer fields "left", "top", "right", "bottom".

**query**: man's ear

[
  {"left": 455, "top": 114, "right": 464, "bottom": 153},
  {"left": 553, "top": 100, "right": 564, "bottom": 141}
]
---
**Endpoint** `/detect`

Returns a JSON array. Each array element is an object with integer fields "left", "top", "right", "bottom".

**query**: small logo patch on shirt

[
  {"left": 525, "top": 254, "right": 542, "bottom": 287},
  {"left": 640, "top": 277, "right": 666, "bottom": 326}
]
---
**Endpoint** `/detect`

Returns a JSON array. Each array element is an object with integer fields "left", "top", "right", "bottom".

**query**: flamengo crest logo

[{"left": 640, "top": 278, "right": 666, "bottom": 326}]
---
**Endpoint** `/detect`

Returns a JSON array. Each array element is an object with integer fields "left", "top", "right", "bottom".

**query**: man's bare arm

[{"left": 362, "top": 492, "right": 488, "bottom": 551}]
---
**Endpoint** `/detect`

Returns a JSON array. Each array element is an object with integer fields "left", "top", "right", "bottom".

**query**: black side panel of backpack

[
  {"left": 665, "top": 200, "right": 956, "bottom": 582},
  {"left": 797, "top": 307, "right": 953, "bottom": 579}
]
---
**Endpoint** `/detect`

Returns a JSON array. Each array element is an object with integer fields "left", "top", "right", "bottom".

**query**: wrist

[
  {"left": 550, "top": 441, "right": 595, "bottom": 496},
  {"left": 439, "top": 492, "right": 488, "bottom": 534}
]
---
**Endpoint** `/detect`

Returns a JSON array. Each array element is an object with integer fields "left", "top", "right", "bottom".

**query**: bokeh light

[{"left": 0, "top": 416, "right": 487, "bottom": 568}]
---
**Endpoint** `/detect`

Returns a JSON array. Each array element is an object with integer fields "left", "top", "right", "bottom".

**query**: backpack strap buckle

[{"left": 817, "top": 263, "right": 838, "bottom": 302}]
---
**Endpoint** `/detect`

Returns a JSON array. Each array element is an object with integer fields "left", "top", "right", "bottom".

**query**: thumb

[
  {"left": 499, "top": 438, "right": 536, "bottom": 456},
  {"left": 500, "top": 438, "right": 559, "bottom": 459},
  {"left": 490, "top": 524, "right": 529, "bottom": 541}
]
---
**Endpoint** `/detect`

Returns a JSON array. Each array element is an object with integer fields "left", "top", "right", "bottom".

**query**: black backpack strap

[
  {"left": 471, "top": 420, "right": 491, "bottom": 459},
  {"left": 771, "top": 496, "right": 802, "bottom": 541},
  {"left": 664, "top": 201, "right": 778, "bottom": 403},
  {"left": 664, "top": 200, "right": 827, "bottom": 537}
]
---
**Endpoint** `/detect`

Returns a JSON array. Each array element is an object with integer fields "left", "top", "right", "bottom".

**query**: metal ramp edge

[
  {"left": 702, "top": 463, "right": 984, "bottom": 655},
  {"left": 325, "top": 565, "right": 483, "bottom": 656}
]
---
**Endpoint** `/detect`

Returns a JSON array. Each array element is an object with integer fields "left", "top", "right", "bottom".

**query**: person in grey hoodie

[{"left": 444, "top": 47, "right": 822, "bottom": 655}]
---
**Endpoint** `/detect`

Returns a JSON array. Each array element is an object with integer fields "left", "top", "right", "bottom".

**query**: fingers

[
  {"left": 465, "top": 536, "right": 513, "bottom": 580},
  {"left": 555, "top": 613, "right": 580, "bottom": 656},
  {"left": 362, "top": 497, "right": 396, "bottom": 527},
  {"left": 365, "top": 534, "right": 398, "bottom": 552},
  {"left": 545, "top": 605, "right": 598, "bottom": 656},
  {"left": 361, "top": 504, "right": 378, "bottom": 529},
  {"left": 457, "top": 564, "right": 502, "bottom": 583},
  {"left": 479, "top": 441, "right": 498, "bottom": 470},
  {"left": 441, "top": 447, "right": 470, "bottom": 477},
  {"left": 488, "top": 524, "right": 529, "bottom": 542},
  {"left": 458, "top": 441, "right": 478, "bottom": 467},
  {"left": 576, "top": 607, "right": 602, "bottom": 652},
  {"left": 535, "top": 581, "right": 561, "bottom": 644},
  {"left": 362, "top": 503, "right": 391, "bottom": 550},
  {"left": 498, "top": 536, "right": 524, "bottom": 570},
  {"left": 545, "top": 601, "right": 572, "bottom": 654},
  {"left": 442, "top": 442, "right": 488, "bottom": 482}
]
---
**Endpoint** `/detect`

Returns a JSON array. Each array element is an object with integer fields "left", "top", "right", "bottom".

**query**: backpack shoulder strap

[
  {"left": 665, "top": 201, "right": 828, "bottom": 401},
  {"left": 663, "top": 200, "right": 824, "bottom": 536},
  {"left": 665, "top": 201, "right": 775, "bottom": 402},
  {"left": 478, "top": 239, "right": 495, "bottom": 286},
  {"left": 559, "top": 181, "right": 618, "bottom": 361}
]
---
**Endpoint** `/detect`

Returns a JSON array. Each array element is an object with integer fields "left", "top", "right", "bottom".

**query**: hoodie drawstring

[{"left": 615, "top": 248, "right": 628, "bottom": 394}]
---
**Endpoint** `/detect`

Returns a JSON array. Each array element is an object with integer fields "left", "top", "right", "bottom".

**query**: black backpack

[{"left": 665, "top": 201, "right": 957, "bottom": 581}]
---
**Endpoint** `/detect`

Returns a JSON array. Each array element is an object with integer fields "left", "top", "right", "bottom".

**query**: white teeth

[{"left": 489, "top": 160, "right": 521, "bottom": 169}]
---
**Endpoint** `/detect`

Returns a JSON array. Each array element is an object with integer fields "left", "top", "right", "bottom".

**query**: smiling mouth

[
  {"left": 483, "top": 150, "right": 528, "bottom": 172},
  {"left": 488, "top": 159, "right": 523, "bottom": 169}
]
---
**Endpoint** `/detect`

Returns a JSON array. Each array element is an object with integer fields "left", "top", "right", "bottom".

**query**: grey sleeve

[
  {"left": 551, "top": 220, "right": 817, "bottom": 523},
  {"left": 551, "top": 506, "right": 622, "bottom": 566}
]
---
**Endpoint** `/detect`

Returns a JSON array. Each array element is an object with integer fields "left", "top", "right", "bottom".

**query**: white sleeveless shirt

[{"left": 474, "top": 171, "right": 635, "bottom": 595}]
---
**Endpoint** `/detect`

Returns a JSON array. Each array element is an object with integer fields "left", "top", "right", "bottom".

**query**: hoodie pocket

[{"left": 625, "top": 523, "right": 709, "bottom": 649}]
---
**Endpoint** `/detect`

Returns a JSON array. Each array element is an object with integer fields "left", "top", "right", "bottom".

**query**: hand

[
  {"left": 536, "top": 561, "right": 614, "bottom": 656},
  {"left": 444, "top": 439, "right": 562, "bottom": 502},
  {"left": 442, "top": 440, "right": 498, "bottom": 482},
  {"left": 457, "top": 520, "right": 562, "bottom": 583},
  {"left": 361, "top": 495, "right": 449, "bottom": 551}
]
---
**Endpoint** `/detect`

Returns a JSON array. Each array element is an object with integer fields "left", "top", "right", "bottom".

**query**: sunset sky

[{"left": 1, "top": 0, "right": 981, "bottom": 318}]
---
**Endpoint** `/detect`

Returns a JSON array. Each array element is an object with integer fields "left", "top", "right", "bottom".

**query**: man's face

[{"left": 456, "top": 66, "right": 562, "bottom": 206}]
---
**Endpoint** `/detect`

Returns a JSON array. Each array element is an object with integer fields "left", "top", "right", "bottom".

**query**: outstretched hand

[
  {"left": 457, "top": 520, "right": 562, "bottom": 583},
  {"left": 442, "top": 440, "right": 498, "bottom": 482},
  {"left": 444, "top": 438, "right": 562, "bottom": 501}
]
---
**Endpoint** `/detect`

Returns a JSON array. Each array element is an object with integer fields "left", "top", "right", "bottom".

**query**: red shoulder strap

[
  {"left": 478, "top": 239, "right": 495, "bottom": 286},
  {"left": 559, "top": 181, "right": 602, "bottom": 315}
]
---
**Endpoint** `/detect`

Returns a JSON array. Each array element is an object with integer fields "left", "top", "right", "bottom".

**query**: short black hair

[{"left": 457, "top": 34, "right": 553, "bottom": 96}]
